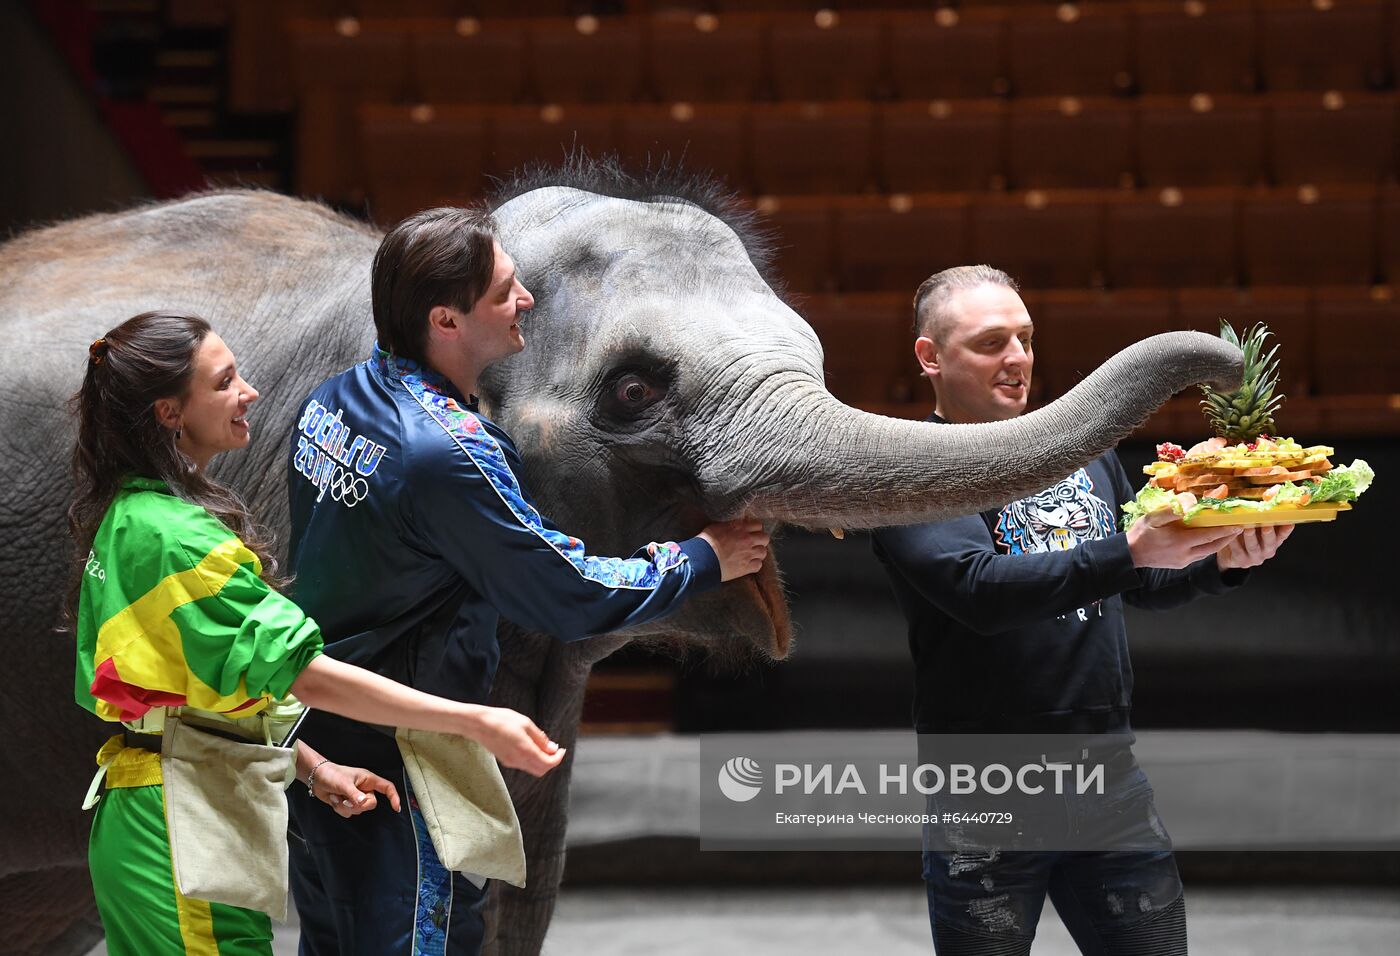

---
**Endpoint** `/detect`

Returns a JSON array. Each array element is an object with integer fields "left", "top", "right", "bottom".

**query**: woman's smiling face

[{"left": 166, "top": 333, "right": 259, "bottom": 469}]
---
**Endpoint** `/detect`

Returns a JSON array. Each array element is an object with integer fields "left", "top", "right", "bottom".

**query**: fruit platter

[{"left": 1123, "top": 323, "right": 1374, "bottom": 529}]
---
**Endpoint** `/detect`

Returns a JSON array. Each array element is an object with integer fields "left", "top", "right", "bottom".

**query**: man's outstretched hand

[
  {"left": 1126, "top": 506, "right": 1244, "bottom": 569},
  {"left": 698, "top": 518, "right": 771, "bottom": 582},
  {"left": 1216, "top": 523, "right": 1294, "bottom": 571}
]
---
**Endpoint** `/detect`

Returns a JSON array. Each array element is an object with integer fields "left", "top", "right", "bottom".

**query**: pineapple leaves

[{"left": 1198, "top": 320, "right": 1285, "bottom": 442}]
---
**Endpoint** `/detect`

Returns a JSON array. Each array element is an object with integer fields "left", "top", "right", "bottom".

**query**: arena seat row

[
  {"left": 802, "top": 288, "right": 1400, "bottom": 435},
  {"left": 158, "top": 0, "right": 1400, "bottom": 439},
  {"left": 228, "top": 2, "right": 1398, "bottom": 115},
  {"left": 340, "top": 95, "right": 1399, "bottom": 214},
  {"left": 355, "top": 107, "right": 1398, "bottom": 291},
  {"left": 758, "top": 187, "right": 1395, "bottom": 293}
]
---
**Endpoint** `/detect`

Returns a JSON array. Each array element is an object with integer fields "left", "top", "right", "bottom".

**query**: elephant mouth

[{"left": 742, "top": 549, "right": 791, "bottom": 660}]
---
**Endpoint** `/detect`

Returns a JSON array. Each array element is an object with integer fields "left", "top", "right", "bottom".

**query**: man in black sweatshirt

[{"left": 873, "top": 266, "right": 1292, "bottom": 956}]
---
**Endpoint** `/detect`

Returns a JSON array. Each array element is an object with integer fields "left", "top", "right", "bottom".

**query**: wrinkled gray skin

[{"left": 0, "top": 183, "right": 1241, "bottom": 955}]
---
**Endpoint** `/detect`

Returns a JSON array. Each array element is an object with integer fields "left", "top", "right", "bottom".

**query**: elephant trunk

[{"left": 708, "top": 331, "right": 1242, "bottom": 529}]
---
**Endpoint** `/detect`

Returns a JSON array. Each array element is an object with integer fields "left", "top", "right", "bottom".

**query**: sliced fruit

[
  {"left": 1245, "top": 470, "right": 1315, "bottom": 485},
  {"left": 1178, "top": 473, "right": 1248, "bottom": 490}
]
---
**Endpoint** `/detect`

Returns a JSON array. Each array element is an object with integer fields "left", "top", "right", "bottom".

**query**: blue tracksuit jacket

[{"left": 285, "top": 345, "right": 720, "bottom": 705}]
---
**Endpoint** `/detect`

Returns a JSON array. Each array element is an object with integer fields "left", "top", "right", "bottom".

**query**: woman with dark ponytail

[{"left": 71, "top": 312, "right": 565, "bottom": 955}]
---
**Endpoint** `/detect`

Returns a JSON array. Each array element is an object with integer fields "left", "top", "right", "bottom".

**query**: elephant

[{"left": 0, "top": 158, "right": 1242, "bottom": 955}]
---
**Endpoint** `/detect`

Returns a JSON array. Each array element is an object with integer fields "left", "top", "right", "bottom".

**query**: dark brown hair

[
  {"left": 66, "top": 311, "right": 285, "bottom": 622},
  {"left": 371, "top": 207, "right": 498, "bottom": 365}
]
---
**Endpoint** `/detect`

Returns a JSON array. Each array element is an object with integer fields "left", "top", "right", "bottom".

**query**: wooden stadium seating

[
  {"left": 228, "top": 0, "right": 345, "bottom": 114},
  {"left": 1241, "top": 186, "right": 1378, "bottom": 286},
  {"left": 485, "top": 105, "right": 617, "bottom": 179},
  {"left": 529, "top": 17, "right": 645, "bottom": 103},
  {"left": 1131, "top": 0, "right": 1257, "bottom": 96},
  {"left": 754, "top": 195, "right": 838, "bottom": 294},
  {"left": 357, "top": 0, "right": 464, "bottom": 15},
  {"left": 768, "top": 10, "right": 886, "bottom": 102},
  {"left": 799, "top": 294, "right": 921, "bottom": 406},
  {"left": 1006, "top": 5, "right": 1132, "bottom": 97},
  {"left": 1310, "top": 392, "right": 1400, "bottom": 435},
  {"left": 616, "top": 104, "right": 749, "bottom": 190},
  {"left": 750, "top": 102, "right": 876, "bottom": 195},
  {"left": 410, "top": 19, "right": 529, "bottom": 105},
  {"left": 1258, "top": 0, "right": 1390, "bottom": 92},
  {"left": 1269, "top": 92, "right": 1398, "bottom": 186},
  {"left": 832, "top": 194, "right": 971, "bottom": 294},
  {"left": 1136, "top": 94, "right": 1267, "bottom": 188},
  {"left": 290, "top": 19, "right": 411, "bottom": 203},
  {"left": 1175, "top": 286, "right": 1313, "bottom": 396},
  {"left": 1006, "top": 97, "right": 1134, "bottom": 190},
  {"left": 1379, "top": 186, "right": 1400, "bottom": 283},
  {"left": 878, "top": 100, "right": 1007, "bottom": 194},
  {"left": 1104, "top": 189, "right": 1239, "bottom": 288},
  {"left": 361, "top": 104, "right": 489, "bottom": 225},
  {"left": 1031, "top": 289, "right": 1179, "bottom": 427},
  {"left": 1311, "top": 286, "right": 1400, "bottom": 395},
  {"left": 647, "top": 11, "right": 766, "bottom": 103},
  {"left": 466, "top": 0, "right": 574, "bottom": 14},
  {"left": 707, "top": 0, "right": 830, "bottom": 12},
  {"left": 970, "top": 192, "right": 1104, "bottom": 289},
  {"left": 885, "top": 8, "right": 1008, "bottom": 100},
  {"left": 206, "top": 1, "right": 1400, "bottom": 438}
]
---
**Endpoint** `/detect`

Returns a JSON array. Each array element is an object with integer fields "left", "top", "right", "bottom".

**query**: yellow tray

[{"left": 1182, "top": 501, "right": 1351, "bottom": 527}]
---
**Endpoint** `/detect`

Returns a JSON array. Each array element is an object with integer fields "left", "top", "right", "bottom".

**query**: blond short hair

[{"left": 913, "top": 265, "right": 1019, "bottom": 344}]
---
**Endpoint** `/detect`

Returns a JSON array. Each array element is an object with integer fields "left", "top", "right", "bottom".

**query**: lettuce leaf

[
  {"left": 1122, "top": 485, "right": 1178, "bottom": 530},
  {"left": 1267, "top": 481, "right": 1313, "bottom": 507},
  {"left": 1179, "top": 496, "right": 1279, "bottom": 522},
  {"left": 1310, "top": 460, "right": 1375, "bottom": 503}
]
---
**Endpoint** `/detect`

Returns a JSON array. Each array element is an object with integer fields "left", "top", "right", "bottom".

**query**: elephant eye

[
  {"left": 621, "top": 377, "right": 649, "bottom": 403},
  {"left": 600, "top": 369, "right": 666, "bottom": 419},
  {"left": 614, "top": 373, "right": 658, "bottom": 408}
]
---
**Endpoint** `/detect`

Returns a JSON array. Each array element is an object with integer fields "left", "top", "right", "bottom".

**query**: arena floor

[{"left": 84, "top": 884, "right": 1400, "bottom": 955}]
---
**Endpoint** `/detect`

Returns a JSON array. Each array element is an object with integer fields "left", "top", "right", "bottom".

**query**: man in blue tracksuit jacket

[{"left": 284, "top": 207, "right": 768, "bottom": 955}]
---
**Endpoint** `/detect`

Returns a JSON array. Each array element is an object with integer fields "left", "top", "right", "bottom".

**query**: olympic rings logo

[{"left": 326, "top": 468, "right": 369, "bottom": 507}]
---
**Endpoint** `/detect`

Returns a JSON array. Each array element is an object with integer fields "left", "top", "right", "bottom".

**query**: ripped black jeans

[{"left": 922, "top": 751, "right": 1187, "bottom": 955}]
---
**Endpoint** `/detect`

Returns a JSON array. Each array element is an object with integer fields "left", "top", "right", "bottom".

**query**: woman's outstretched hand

[{"left": 468, "top": 707, "right": 566, "bottom": 777}]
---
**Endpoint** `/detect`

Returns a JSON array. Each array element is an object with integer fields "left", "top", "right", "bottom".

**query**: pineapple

[{"left": 1198, "top": 321, "right": 1284, "bottom": 443}]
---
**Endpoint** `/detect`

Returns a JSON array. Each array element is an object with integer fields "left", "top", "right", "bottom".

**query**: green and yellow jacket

[{"left": 75, "top": 475, "right": 323, "bottom": 724}]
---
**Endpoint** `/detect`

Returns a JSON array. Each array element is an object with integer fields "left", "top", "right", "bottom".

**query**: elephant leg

[
  {"left": 484, "top": 759, "right": 574, "bottom": 956},
  {"left": 484, "top": 631, "right": 629, "bottom": 956}
]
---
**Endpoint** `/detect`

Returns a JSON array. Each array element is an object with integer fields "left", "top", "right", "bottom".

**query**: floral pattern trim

[{"left": 407, "top": 782, "right": 452, "bottom": 955}]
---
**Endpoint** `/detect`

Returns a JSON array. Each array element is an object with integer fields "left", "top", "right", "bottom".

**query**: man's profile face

[
  {"left": 918, "top": 283, "right": 1034, "bottom": 424},
  {"left": 461, "top": 240, "right": 536, "bottom": 367}
]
